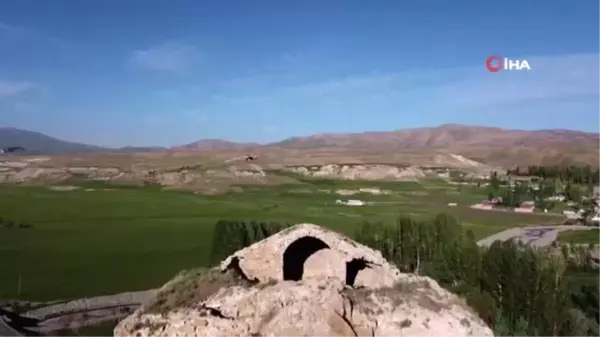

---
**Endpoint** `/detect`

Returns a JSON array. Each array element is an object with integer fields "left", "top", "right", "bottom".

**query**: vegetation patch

[
  {"left": 0, "top": 178, "right": 562, "bottom": 301},
  {"left": 141, "top": 267, "right": 249, "bottom": 315},
  {"left": 558, "top": 229, "right": 600, "bottom": 245},
  {"left": 0, "top": 217, "right": 33, "bottom": 229}
]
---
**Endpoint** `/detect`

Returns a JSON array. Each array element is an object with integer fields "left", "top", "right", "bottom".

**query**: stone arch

[{"left": 282, "top": 236, "right": 330, "bottom": 281}]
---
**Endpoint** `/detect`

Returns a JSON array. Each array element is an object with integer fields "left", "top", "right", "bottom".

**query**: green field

[
  {"left": 558, "top": 229, "right": 600, "bottom": 244},
  {"left": 0, "top": 178, "right": 563, "bottom": 301}
]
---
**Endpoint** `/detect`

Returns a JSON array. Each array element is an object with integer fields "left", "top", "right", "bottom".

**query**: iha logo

[{"left": 486, "top": 56, "right": 531, "bottom": 72}]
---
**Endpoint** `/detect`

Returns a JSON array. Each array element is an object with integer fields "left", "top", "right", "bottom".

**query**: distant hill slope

[
  {"left": 272, "top": 124, "right": 598, "bottom": 150},
  {"left": 269, "top": 124, "right": 600, "bottom": 167},
  {"left": 176, "top": 139, "right": 260, "bottom": 151},
  {"left": 0, "top": 127, "right": 109, "bottom": 154},
  {"left": 1, "top": 124, "right": 598, "bottom": 167},
  {"left": 0, "top": 127, "right": 165, "bottom": 154}
]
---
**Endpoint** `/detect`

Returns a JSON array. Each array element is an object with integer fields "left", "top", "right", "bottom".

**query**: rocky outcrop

[
  {"left": 285, "top": 164, "right": 426, "bottom": 181},
  {"left": 0, "top": 160, "right": 267, "bottom": 188},
  {"left": 115, "top": 224, "right": 493, "bottom": 337}
]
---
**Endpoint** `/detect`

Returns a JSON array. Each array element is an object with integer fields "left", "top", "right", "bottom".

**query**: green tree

[
  {"left": 491, "top": 171, "right": 501, "bottom": 192},
  {"left": 566, "top": 183, "right": 582, "bottom": 202},
  {"left": 540, "top": 181, "right": 556, "bottom": 199},
  {"left": 349, "top": 213, "right": 597, "bottom": 336}
]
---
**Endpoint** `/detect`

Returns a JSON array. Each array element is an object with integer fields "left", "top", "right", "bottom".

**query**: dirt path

[
  {"left": 0, "top": 289, "right": 157, "bottom": 336},
  {"left": 469, "top": 204, "right": 565, "bottom": 217}
]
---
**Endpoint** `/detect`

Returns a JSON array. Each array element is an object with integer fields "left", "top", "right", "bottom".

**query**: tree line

[
  {"left": 209, "top": 220, "right": 292, "bottom": 265},
  {"left": 507, "top": 165, "right": 600, "bottom": 185},
  {"left": 209, "top": 215, "right": 599, "bottom": 336},
  {"left": 354, "top": 214, "right": 598, "bottom": 336},
  {"left": 488, "top": 171, "right": 545, "bottom": 207},
  {"left": 488, "top": 170, "right": 595, "bottom": 207}
]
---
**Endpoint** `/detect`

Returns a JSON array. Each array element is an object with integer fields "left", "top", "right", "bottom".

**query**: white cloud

[
  {"left": 433, "top": 53, "right": 599, "bottom": 108},
  {"left": 130, "top": 43, "right": 198, "bottom": 72},
  {"left": 0, "top": 81, "right": 37, "bottom": 98},
  {"left": 214, "top": 52, "right": 598, "bottom": 113},
  {"left": 0, "top": 21, "right": 70, "bottom": 48}
]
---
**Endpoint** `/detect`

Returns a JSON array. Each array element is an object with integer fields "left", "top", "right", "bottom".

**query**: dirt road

[
  {"left": 477, "top": 225, "right": 594, "bottom": 248},
  {"left": 0, "top": 289, "right": 156, "bottom": 336}
]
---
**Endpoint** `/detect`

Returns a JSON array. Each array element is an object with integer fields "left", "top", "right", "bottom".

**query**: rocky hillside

[
  {"left": 114, "top": 224, "right": 493, "bottom": 336},
  {"left": 0, "top": 127, "right": 165, "bottom": 154},
  {"left": 2, "top": 124, "right": 597, "bottom": 167},
  {"left": 0, "top": 157, "right": 276, "bottom": 194},
  {"left": 285, "top": 164, "right": 427, "bottom": 181},
  {"left": 274, "top": 124, "right": 598, "bottom": 150},
  {"left": 270, "top": 124, "right": 600, "bottom": 167},
  {"left": 0, "top": 127, "right": 108, "bottom": 154},
  {"left": 176, "top": 139, "right": 260, "bottom": 151},
  {"left": 0, "top": 153, "right": 493, "bottom": 191}
]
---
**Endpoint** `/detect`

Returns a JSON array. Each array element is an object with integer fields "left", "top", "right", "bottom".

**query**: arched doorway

[{"left": 282, "top": 236, "right": 330, "bottom": 281}]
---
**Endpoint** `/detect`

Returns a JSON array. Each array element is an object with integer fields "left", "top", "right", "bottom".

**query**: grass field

[
  {"left": 0, "top": 177, "right": 563, "bottom": 301},
  {"left": 558, "top": 229, "right": 600, "bottom": 244}
]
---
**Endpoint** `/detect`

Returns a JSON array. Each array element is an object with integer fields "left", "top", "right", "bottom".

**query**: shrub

[{"left": 209, "top": 220, "right": 291, "bottom": 265}]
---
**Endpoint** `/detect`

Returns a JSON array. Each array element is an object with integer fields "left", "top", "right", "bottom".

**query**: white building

[
  {"left": 335, "top": 199, "right": 366, "bottom": 206},
  {"left": 563, "top": 210, "right": 583, "bottom": 220},
  {"left": 514, "top": 207, "right": 534, "bottom": 213},
  {"left": 591, "top": 212, "right": 600, "bottom": 224}
]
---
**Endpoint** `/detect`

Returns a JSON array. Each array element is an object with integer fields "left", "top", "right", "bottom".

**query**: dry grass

[
  {"left": 140, "top": 267, "right": 258, "bottom": 315},
  {"left": 17, "top": 148, "right": 492, "bottom": 170}
]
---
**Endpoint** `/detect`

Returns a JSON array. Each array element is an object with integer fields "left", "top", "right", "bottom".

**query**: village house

[
  {"left": 563, "top": 209, "right": 586, "bottom": 220},
  {"left": 546, "top": 195, "right": 566, "bottom": 202},
  {"left": 566, "top": 201, "right": 578, "bottom": 207},
  {"left": 514, "top": 201, "right": 535, "bottom": 213},
  {"left": 590, "top": 211, "right": 600, "bottom": 226},
  {"left": 593, "top": 186, "right": 600, "bottom": 198},
  {"left": 335, "top": 199, "right": 366, "bottom": 206},
  {"left": 506, "top": 175, "right": 540, "bottom": 189}
]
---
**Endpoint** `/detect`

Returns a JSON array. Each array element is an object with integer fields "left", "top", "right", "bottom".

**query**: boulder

[{"left": 115, "top": 224, "right": 493, "bottom": 337}]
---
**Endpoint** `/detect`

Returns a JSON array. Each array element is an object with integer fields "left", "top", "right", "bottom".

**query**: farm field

[
  {"left": 0, "top": 177, "right": 563, "bottom": 301},
  {"left": 558, "top": 228, "right": 600, "bottom": 244}
]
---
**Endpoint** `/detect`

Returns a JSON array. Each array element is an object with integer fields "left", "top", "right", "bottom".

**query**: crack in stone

[{"left": 198, "top": 305, "right": 234, "bottom": 320}]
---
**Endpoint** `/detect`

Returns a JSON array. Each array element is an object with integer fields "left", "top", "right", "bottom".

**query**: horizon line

[{"left": 1, "top": 122, "right": 599, "bottom": 149}]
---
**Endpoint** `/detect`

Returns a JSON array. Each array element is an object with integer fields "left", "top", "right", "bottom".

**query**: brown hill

[
  {"left": 176, "top": 139, "right": 260, "bottom": 151},
  {"left": 2, "top": 124, "right": 597, "bottom": 168},
  {"left": 267, "top": 124, "right": 599, "bottom": 167}
]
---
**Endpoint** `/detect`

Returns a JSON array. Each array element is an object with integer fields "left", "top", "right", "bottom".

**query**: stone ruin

[
  {"left": 218, "top": 224, "right": 405, "bottom": 288},
  {"left": 115, "top": 224, "right": 494, "bottom": 336}
]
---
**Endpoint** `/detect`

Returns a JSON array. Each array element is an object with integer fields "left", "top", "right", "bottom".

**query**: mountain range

[
  {"left": 0, "top": 127, "right": 164, "bottom": 154},
  {"left": 0, "top": 124, "right": 598, "bottom": 167}
]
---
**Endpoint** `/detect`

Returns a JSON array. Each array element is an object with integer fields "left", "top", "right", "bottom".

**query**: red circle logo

[{"left": 486, "top": 56, "right": 503, "bottom": 72}]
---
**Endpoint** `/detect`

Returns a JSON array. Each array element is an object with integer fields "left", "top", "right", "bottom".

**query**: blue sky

[{"left": 0, "top": 0, "right": 598, "bottom": 147}]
